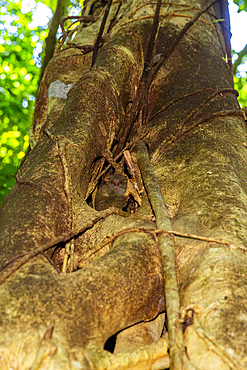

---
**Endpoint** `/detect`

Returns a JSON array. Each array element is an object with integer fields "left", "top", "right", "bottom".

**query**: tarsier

[{"left": 95, "top": 174, "right": 128, "bottom": 211}]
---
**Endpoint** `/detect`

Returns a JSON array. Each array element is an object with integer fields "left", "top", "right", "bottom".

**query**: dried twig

[{"left": 56, "top": 15, "right": 96, "bottom": 52}]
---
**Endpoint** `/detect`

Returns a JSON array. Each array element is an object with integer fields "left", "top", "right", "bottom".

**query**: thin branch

[
  {"left": 82, "top": 225, "right": 245, "bottom": 267},
  {"left": 41, "top": 252, "right": 61, "bottom": 273},
  {"left": 144, "top": 0, "right": 162, "bottom": 71},
  {"left": 115, "top": 227, "right": 239, "bottom": 247},
  {"left": 91, "top": 0, "right": 113, "bottom": 67},
  {"left": 115, "top": 0, "right": 162, "bottom": 152},
  {"left": 150, "top": 0, "right": 220, "bottom": 83},
  {"left": 161, "top": 109, "right": 245, "bottom": 150},
  {"left": 142, "top": 0, "right": 162, "bottom": 126},
  {"left": 107, "top": 1, "right": 122, "bottom": 33},
  {"left": 85, "top": 143, "right": 133, "bottom": 199},
  {"left": 115, "top": 0, "right": 219, "bottom": 154},
  {"left": 134, "top": 140, "right": 187, "bottom": 370},
  {"left": 38, "top": 0, "right": 66, "bottom": 85},
  {"left": 56, "top": 15, "right": 96, "bottom": 53},
  {"left": 149, "top": 87, "right": 238, "bottom": 122},
  {"left": 0, "top": 208, "right": 127, "bottom": 286}
]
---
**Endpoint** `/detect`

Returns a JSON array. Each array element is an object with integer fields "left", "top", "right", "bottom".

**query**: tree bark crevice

[{"left": 1, "top": 0, "right": 247, "bottom": 368}]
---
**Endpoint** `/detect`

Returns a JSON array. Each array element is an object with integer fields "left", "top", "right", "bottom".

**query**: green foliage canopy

[
  {"left": 232, "top": 0, "right": 247, "bottom": 107},
  {"left": 0, "top": 0, "right": 49, "bottom": 203},
  {"left": 234, "top": 0, "right": 247, "bottom": 12}
]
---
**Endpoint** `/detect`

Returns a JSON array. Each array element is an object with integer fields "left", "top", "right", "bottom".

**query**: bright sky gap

[{"left": 4, "top": 0, "right": 247, "bottom": 75}]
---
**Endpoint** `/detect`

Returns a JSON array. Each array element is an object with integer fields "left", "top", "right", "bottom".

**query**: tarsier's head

[{"left": 105, "top": 174, "right": 127, "bottom": 193}]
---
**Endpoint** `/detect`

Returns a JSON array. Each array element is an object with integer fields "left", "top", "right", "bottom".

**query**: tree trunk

[{"left": 1, "top": 0, "right": 247, "bottom": 369}]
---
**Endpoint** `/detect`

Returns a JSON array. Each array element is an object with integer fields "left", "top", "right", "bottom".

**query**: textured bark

[{"left": 0, "top": 0, "right": 247, "bottom": 369}]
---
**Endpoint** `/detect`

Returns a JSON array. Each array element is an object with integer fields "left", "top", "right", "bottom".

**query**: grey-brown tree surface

[{"left": 0, "top": 0, "right": 247, "bottom": 369}]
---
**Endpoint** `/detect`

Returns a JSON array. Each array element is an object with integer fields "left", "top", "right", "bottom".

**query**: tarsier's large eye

[{"left": 110, "top": 180, "right": 116, "bottom": 185}]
